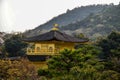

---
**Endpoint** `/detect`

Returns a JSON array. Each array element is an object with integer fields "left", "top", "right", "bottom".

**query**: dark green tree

[
  {"left": 4, "top": 33, "right": 28, "bottom": 57},
  {"left": 98, "top": 31, "right": 120, "bottom": 59},
  {"left": 39, "top": 45, "right": 116, "bottom": 79},
  {"left": 98, "top": 31, "right": 120, "bottom": 73},
  {"left": 74, "top": 33, "right": 88, "bottom": 41}
]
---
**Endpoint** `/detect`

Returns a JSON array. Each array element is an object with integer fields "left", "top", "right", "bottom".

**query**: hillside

[
  {"left": 24, "top": 5, "right": 109, "bottom": 37},
  {"left": 61, "top": 4, "right": 120, "bottom": 39}
]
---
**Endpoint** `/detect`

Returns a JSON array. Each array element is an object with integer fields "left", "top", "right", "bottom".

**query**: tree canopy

[
  {"left": 4, "top": 34, "right": 28, "bottom": 57},
  {"left": 98, "top": 31, "right": 120, "bottom": 73},
  {"left": 38, "top": 44, "right": 120, "bottom": 80}
]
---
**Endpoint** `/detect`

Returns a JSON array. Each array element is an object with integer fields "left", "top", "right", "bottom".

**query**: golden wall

[{"left": 27, "top": 41, "right": 75, "bottom": 55}]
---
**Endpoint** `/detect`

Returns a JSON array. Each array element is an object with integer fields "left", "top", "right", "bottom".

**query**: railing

[{"left": 27, "top": 48, "right": 60, "bottom": 55}]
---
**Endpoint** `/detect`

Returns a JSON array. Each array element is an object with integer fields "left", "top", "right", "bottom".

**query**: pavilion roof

[{"left": 24, "top": 30, "right": 88, "bottom": 43}]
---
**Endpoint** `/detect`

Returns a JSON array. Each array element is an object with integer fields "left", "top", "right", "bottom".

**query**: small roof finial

[{"left": 51, "top": 23, "right": 59, "bottom": 31}]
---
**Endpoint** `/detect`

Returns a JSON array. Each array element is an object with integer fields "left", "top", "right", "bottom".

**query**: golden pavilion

[{"left": 24, "top": 25, "right": 88, "bottom": 61}]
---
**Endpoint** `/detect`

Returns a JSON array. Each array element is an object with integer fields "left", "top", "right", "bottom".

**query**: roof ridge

[{"left": 24, "top": 30, "right": 88, "bottom": 42}]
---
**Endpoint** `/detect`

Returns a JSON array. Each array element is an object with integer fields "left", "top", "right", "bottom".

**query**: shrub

[{"left": 0, "top": 59, "right": 40, "bottom": 80}]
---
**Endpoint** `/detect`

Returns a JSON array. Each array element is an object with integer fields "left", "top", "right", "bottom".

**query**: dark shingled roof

[{"left": 24, "top": 30, "right": 88, "bottom": 43}]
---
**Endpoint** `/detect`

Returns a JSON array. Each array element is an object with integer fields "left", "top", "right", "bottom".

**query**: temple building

[{"left": 24, "top": 25, "right": 88, "bottom": 61}]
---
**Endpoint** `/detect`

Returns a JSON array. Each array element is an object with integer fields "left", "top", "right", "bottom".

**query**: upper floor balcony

[{"left": 26, "top": 48, "right": 60, "bottom": 56}]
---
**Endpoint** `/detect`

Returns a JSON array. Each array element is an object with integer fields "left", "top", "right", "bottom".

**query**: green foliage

[
  {"left": 98, "top": 31, "right": 120, "bottom": 73},
  {"left": 98, "top": 31, "right": 120, "bottom": 59},
  {"left": 74, "top": 33, "right": 89, "bottom": 41},
  {"left": 99, "top": 70, "right": 120, "bottom": 80},
  {"left": 37, "top": 44, "right": 120, "bottom": 79},
  {"left": 4, "top": 34, "right": 28, "bottom": 57},
  {"left": 0, "top": 45, "right": 7, "bottom": 58},
  {"left": 74, "top": 33, "right": 85, "bottom": 38},
  {"left": 38, "top": 69, "right": 51, "bottom": 77},
  {"left": 38, "top": 45, "right": 119, "bottom": 79}
]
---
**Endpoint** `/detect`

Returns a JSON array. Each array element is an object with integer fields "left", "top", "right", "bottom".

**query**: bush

[{"left": 0, "top": 59, "right": 40, "bottom": 80}]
